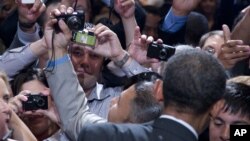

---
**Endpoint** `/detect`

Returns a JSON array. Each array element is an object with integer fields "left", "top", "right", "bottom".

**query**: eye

[
  {"left": 204, "top": 46, "right": 215, "bottom": 54},
  {"left": 71, "top": 50, "right": 83, "bottom": 57},
  {"left": 3, "top": 94, "right": 10, "bottom": 103},
  {"left": 213, "top": 118, "right": 223, "bottom": 127}
]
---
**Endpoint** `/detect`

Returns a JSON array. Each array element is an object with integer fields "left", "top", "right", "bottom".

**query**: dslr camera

[
  {"left": 147, "top": 42, "right": 176, "bottom": 61},
  {"left": 72, "top": 29, "right": 96, "bottom": 47},
  {"left": 22, "top": 93, "right": 48, "bottom": 111},
  {"left": 55, "top": 10, "right": 85, "bottom": 31}
]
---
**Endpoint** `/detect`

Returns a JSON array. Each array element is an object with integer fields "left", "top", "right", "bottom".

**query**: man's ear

[{"left": 154, "top": 79, "right": 164, "bottom": 102}]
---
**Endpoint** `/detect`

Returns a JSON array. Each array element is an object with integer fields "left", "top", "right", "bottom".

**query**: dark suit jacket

[{"left": 78, "top": 118, "right": 197, "bottom": 141}]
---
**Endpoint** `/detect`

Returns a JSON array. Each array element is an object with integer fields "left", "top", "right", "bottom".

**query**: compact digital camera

[
  {"left": 147, "top": 42, "right": 176, "bottom": 61},
  {"left": 22, "top": 93, "right": 48, "bottom": 111},
  {"left": 72, "top": 29, "right": 96, "bottom": 47},
  {"left": 55, "top": 10, "right": 85, "bottom": 31}
]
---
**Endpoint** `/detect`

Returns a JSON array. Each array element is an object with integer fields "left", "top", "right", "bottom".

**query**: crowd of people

[{"left": 0, "top": 0, "right": 250, "bottom": 141}]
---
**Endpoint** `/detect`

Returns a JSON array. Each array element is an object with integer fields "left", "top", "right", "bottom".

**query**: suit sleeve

[{"left": 45, "top": 57, "right": 106, "bottom": 141}]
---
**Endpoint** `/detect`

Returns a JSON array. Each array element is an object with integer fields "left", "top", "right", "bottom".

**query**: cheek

[{"left": 209, "top": 123, "right": 221, "bottom": 139}]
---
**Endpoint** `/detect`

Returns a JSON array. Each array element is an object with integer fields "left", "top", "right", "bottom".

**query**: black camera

[
  {"left": 22, "top": 93, "right": 48, "bottom": 111},
  {"left": 147, "top": 42, "right": 176, "bottom": 61},
  {"left": 55, "top": 10, "right": 85, "bottom": 31}
]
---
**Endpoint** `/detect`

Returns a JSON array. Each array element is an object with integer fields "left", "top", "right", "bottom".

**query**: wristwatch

[{"left": 114, "top": 52, "right": 130, "bottom": 68}]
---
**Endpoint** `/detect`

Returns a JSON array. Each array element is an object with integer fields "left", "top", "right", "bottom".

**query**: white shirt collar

[{"left": 160, "top": 115, "right": 198, "bottom": 139}]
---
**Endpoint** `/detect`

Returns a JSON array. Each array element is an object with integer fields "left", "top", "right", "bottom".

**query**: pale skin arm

[
  {"left": 9, "top": 110, "right": 37, "bottom": 141},
  {"left": 114, "top": 0, "right": 137, "bottom": 48}
]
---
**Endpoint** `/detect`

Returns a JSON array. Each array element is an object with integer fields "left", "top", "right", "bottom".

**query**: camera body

[
  {"left": 147, "top": 42, "right": 176, "bottom": 61},
  {"left": 72, "top": 29, "right": 96, "bottom": 47},
  {"left": 55, "top": 11, "right": 85, "bottom": 31},
  {"left": 22, "top": 93, "right": 48, "bottom": 111}
]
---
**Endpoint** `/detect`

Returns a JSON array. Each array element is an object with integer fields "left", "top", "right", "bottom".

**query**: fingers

[
  {"left": 134, "top": 26, "right": 141, "bottom": 41},
  {"left": 222, "top": 45, "right": 250, "bottom": 54},
  {"left": 120, "top": 0, "right": 134, "bottom": 7},
  {"left": 222, "top": 24, "right": 231, "bottom": 42},
  {"left": 9, "top": 91, "right": 29, "bottom": 113},
  {"left": 31, "top": 0, "right": 44, "bottom": 13}
]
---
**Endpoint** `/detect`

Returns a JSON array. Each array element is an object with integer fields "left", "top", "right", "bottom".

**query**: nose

[{"left": 220, "top": 125, "right": 230, "bottom": 141}]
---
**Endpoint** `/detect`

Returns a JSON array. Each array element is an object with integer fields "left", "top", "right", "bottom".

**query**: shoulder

[{"left": 78, "top": 122, "right": 153, "bottom": 141}]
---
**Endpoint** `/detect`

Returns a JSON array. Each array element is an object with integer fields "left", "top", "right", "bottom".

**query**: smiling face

[
  {"left": 0, "top": 78, "right": 11, "bottom": 139},
  {"left": 209, "top": 110, "right": 250, "bottom": 141},
  {"left": 69, "top": 43, "right": 104, "bottom": 94}
]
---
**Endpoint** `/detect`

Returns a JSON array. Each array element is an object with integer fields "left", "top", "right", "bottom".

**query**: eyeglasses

[{"left": 123, "top": 72, "right": 162, "bottom": 90}]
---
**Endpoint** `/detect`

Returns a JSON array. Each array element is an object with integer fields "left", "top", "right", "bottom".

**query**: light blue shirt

[{"left": 161, "top": 8, "right": 188, "bottom": 33}]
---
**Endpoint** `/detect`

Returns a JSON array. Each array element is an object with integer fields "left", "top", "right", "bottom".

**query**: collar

[
  {"left": 87, "top": 83, "right": 110, "bottom": 101},
  {"left": 160, "top": 115, "right": 198, "bottom": 139}
]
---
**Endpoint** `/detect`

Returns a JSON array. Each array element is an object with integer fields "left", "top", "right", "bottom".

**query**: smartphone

[
  {"left": 21, "top": 0, "right": 35, "bottom": 4},
  {"left": 72, "top": 30, "right": 96, "bottom": 47}
]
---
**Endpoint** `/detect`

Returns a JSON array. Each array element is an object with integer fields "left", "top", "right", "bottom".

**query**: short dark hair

[
  {"left": 222, "top": 82, "right": 250, "bottom": 119},
  {"left": 11, "top": 68, "right": 48, "bottom": 96},
  {"left": 125, "top": 72, "right": 162, "bottom": 123},
  {"left": 162, "top": 50, "right": 227, "bottom": 115}
]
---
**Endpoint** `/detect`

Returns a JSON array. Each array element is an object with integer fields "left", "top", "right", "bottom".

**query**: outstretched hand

[
  {"left": 218, "top": 24, "right": 250, "bottom": 69},
  {"left": 172, "top": 0, "right": 200, "bottom": 16},
  {"left": 114, "top": 0, "right": 135, "bottom": 19},
  {"left": 128, "top": 26, "right": 160, "bottom": 69}
]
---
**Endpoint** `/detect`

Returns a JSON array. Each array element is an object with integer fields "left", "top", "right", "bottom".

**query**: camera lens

[
  {"left": 159, "top": 48, "right": 167, "bottom": 60},
  {"left": 67, "top": 16, "right": 83, "bottom": 31},
  {"left": 34, "top": 97, "right": 45, "bottom": 107}
]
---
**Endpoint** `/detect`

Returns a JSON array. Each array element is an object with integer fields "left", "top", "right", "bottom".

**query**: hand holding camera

[
  {"left": 147, "top": 42, "right": 176, "bottom": 61},
  {"left": 22, "top": 93, "right": 48, "bottom": 111}
]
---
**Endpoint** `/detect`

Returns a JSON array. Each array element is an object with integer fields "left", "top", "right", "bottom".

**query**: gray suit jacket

[
  {"left": 45, "top": 59, "right": 106, "bottom": 141},
  {"left": 78, "top": 118, "right": 197, "bottom": 141}
]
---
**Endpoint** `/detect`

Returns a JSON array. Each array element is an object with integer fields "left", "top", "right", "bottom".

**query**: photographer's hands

[
  {"left": 44, "top": 5, "right": 73, "bottom": 58},
  {"left": 128, "top": 26, "right": 161, "bottom": 71}
]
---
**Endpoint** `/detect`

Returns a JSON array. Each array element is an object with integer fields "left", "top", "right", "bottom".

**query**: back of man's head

[{"left": 162, "top": 50, "right": 227, "bottom": 115}]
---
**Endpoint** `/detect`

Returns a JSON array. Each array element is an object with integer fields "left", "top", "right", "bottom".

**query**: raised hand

[
  {"left": 17, "top": 0, "right": 45, "bottom": 32},
  {"left": 85, "top": 23, "right": 125, "bottom": 62},
  {"left": 218, "top": 24, "right": 250, "bottom": 69},
  {"left": 43, "top": 5, "right": 73, "bottom": 50},
  {"left": 114, "top": 0, "right": 135, "bottom": 19},
  {"left": 128, "top": 26, "right": 160, "bottom": 69},
  {"left": 172, "top": 0, "right": 201, "bottom": 16}
]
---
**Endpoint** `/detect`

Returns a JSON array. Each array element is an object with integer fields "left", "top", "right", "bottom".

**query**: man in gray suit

[{"left": 43, "top": 5, "right": 227, "bottom": 140}]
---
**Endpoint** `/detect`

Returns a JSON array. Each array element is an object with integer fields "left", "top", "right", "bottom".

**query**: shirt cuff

[
  {"left": 161, "top": 8, "right": 188, "bottom": 33},
  {"left": 121, "top": 59, "right": 151, "bottom": 77},
  {"left": 17, "top": 22, "right": 41, "bottom": 45},
  {"left": 46, "top": 55, "right": 71, "bottom": 68}
]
